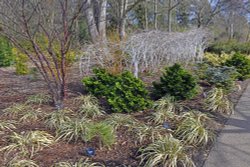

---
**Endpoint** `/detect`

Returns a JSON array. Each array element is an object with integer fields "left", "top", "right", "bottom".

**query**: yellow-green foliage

[
  {"left": 204, "top": 52, "right": 232, "bottom": 66},
  {"left": 13, "top": 48, "right": 29, "bottom": 75},
  {"left": 0, "top": 36, "right": 14, "bottom": 67},
  {"left": 35, "top": 35, "right": 76, "bottom": 67}
]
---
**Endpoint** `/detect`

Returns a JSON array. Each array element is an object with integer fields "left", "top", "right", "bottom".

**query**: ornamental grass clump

[
  {"left": 0, "top": 131, "right": 55, "bottom": 158},
  {"left": 150, "top": 96, "right": 182, "bottom": 124},
  {"left": 45, "top": 109, "right": 72, "bottom": 130},
  {"left": 138, "top": 135, "right": 195, "bottom": 167},
  {"left": 56, "top": 118, "right": 89, "bottom": 143},
  {"left": 74, "top": 95, "right": 105, "bottom": 119},
  {"left": 104, "top": 113, "right": 139, "bottom": 130},
  {"left": 153, "top": 63, "right": 198, "bottom": 100},
  {"left": 7, "top": 159, "right": 39, "bottom": 167},
  {"left": 26, "top": 93, "right": 52, "bottom": 105},
  {"left": 132, "top": 123, "right": 167, "bottom": 144},
  {"left": 0, "top": 121, "right": 16, "bottom": 133},
  {"left": 52, "top": 159, "right": 104, "bottom": 167},
  {"left": 19, "top": 108, "right": 44, "bottom": 123},
  {"left": 2, "top": 104, "right": 32, "bottom": 119},
  {"left": 174, "top": 111, "right": 215, "bottom": 147},
  {"left": 205, "top": 87, "right": 234, "bottom": 114}
]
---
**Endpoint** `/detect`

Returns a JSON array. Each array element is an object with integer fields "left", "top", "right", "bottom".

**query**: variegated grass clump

[
  {"left": 2, "top": 104, "right": 32, "bottom": 119},
  {"left": 7, "top": 158, "right": 39, "bottom": 167},
  {"left": 56, "top": 118, "right": 90, "bottom": 143},
  {"left": 132, "top": 123, "right": 167, "bottom": 144},
  {"left": 56, "top": 117, "right": 116, "bottom": 148},
  {"left": 174, "top": 111, "right": 215, "bottom": 147},
  {"left": 138, "top": 135, "right": 195, "bottom": 167},
  {"left": 150, "top": 96, "right": 182, "bottom": 124},
  {"left": 45, "top": 109, "right": 73, "bottom": 130},
  {"left": 52, "top": 159, "right": 104, "bottom": 167},
  {"left": 19, "top": 108, "right": 44, "bottom": 123},
  {"left": 74, "top": 95, "right": 105, "bottom": 119},
  {"left": 0, "top": 131, "right": 55, "bottom": 158},
  {"left": 104, "top": 113, "right": 139, "bottom": 130},
  {"left": 205, "top": 87, "right": 234, "bottom": 114},
  {"left": 2, "top": 103, "right": 44, "bottom": 123},
  {"left": 105, "top": 113, "right": 169, "bottom": 144},
  {"left": 26, "top": 93, "right": 52, "bottom": 105},
  {"left": 0, "top": 121, "right": 16, "bottom": 134}
]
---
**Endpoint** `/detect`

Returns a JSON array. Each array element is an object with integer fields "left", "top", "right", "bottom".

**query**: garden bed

[{"left": 0, "top": 63, "right": 249, "bottom": 167}]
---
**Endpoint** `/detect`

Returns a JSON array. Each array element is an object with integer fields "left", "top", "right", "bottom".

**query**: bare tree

[
  {"left": 189, "top": 0, "right": 244, "bottom": 28},
  {"left": 168, "top": 0, "right": 182, "bottom": 32},
  {"left": 0, "top": 0, "right": 83, "bottom": 109},
  {"left": 108, "top": 0, "right": 145, "bottom": 40},
  {"left": 84, "top": 0, "right": 107, "bottom": 43}
]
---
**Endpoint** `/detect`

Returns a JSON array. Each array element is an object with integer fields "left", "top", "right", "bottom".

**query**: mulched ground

[{"left": 0, "top": 66, "right": 249, "bottom": 167}]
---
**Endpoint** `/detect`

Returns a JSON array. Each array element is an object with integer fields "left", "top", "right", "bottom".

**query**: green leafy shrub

[
  {"left": 207, "top": 41, "right": 250, "bottom": 54},
  {"left": 138, "top": 135, "right": 195, "bottom": 167},
  {"left": 13, "top": 48, "right": 29, "bottom": 75},
  {"left": 204, "top": 66, "right": 238, "bottom": 91},
  {"left": 0, "top": 36, "right": 14, "bottom": 67},
  {"left": 204, "top": 52, "right": 232, "bottom": 66},
  {"left": 83, "top": 68, "right": 151, "bottom": 113},
  {"left": 153, "top": 63, "right": 198, "bottom": 100},
  {"left": 224, "top": 53, "right": 250, "bottom": 80}
]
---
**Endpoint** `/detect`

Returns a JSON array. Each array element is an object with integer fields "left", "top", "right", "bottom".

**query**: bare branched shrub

[
  {"left": 124, "top": 29, "right": 209, "bottom": 77},
  {"left": 80, "top": 29, "right": 209, "bottom": 77}
]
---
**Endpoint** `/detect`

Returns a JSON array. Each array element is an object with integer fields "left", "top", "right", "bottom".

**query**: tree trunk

[
  {"left": 118, "top": 0, "right": 128, "bottom": 40},
  {"left": 154, "top": 0, "right": 158, "bottom": 30},
  {"left": 119, "top": 18, "right": 126, "bottom": 40},
  {"left": 98, "top": 0, "right": 107, "bottom": 41},
  {"left": 167, "top": 0, "right": 172, "bottom": 32},
  {"left": 52, "top": 87, "right": 64, "bottom": 110},
  {"left": 145, "top": 0, "right": 148, "bottom": 30},
  {"left": 229, "top": 11, "right": 235, "bottom": 40},
  {"left": 85, "top": 0, "right": 99, "bottom": 43}
]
